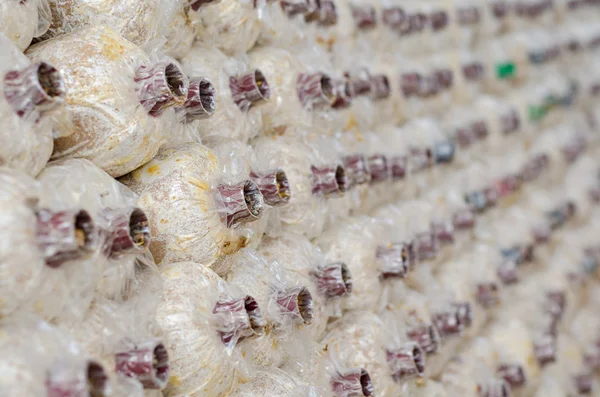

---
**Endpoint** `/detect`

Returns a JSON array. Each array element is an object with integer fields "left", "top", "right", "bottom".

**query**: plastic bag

[
  {"left": 26, "top": 26, "right": 189, "bottom": 177},
  {"left": 180, "top": 46, "right": 267, "bottom": 143},
  {"left": 37, "top": 158, "right": 154, "bottom": 301},
  {"left": 120, "top": 142, "right": 266, "bottom": 272},
  {"left": 315, "top": 216, "right": 388, "bottom": 312},
  {"left": 0, "top": 32, "right": 66, "bottom": 176},
  {"left": 229, "top": 367, "right": 322, "bottom": 397},
  {"left": 0, "top": 0, "right": 50, "bottom": 50},
  {"left": 42, "top": 0, "right": 176, "bottom": 47},
  {"left": 253, "top": 132, "right": 347, "bottom": 238},
  {"left": 60, "top": 283, "right": 169, "bottom": 392},
  {"left": 0, "top": 167, "right": 108, "bottom": 320},
  {"left": 248, "top": 46, "right": 338, "bottom": 135},
  {"left": 259, "top": 232, "right": 353, "bottom": 339},
  {"left": 222, "top": 249, "right": 318, "bottom": 368},
  {"left": 156, "top": 262, "right": 265, "bottom": 397},
  {"left": 322, "top": 311, "right": 425, "bottom": 397},
  {"left": 0, "top": 314, "right": 114, "bottom": 397},
  {"left": 188, "top": 0, "right": 264, "bottom": 55}
]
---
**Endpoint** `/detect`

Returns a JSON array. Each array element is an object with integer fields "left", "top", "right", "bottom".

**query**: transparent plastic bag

[
  {"left": 42, "top": 0, "right": 174, "bottom": 46},
  {"left": 229, "top": 367, "right": 322, "bottom": 397},
  {"left": 60, "top": 282, "right": 169, "bottom": 392},
  {"left": 0, "top": 314, "right": 113, "bottom": 397},
  {"left": 0, "top": 32, "right": 66, "bottom": 176},
  {"left": 248, "top": 47, "right": 338, "bottom": 135},
  {"left": 442, "top": 337, "right": 511, "bottom": 397},
  {"left": 180, "top": 46, "right": 267, "bottom": 143},
  {"left": 315, "top": 216, "right": 388, "bottom": 312},
  {"left": 120, "top": 142, "right": 266, "bottom": 272},
  {"left": 486, "top": 318, "right": 542, "bottom": 396},
  {"left": 322, "top": 311, "right": 425, "bottom": 397},
  {"left": 26, "top": 26, "right": 189, "bottom": 177},
  {"left": 0, "top": 0, "right": 50, "bottom": 50},
  {"left": 189, "top": 0, "right": 264, "bottom": 55},
  {"left": 259, "top": 232, "right": 353, "bottom": 339},
  {"left": 156, "top": 262, "right": 265, "bottom": 397},
  {"left": 37, "top": 158, "right": 154, "bottom": 301},
  {"left": 222, "top": 249, "right": 318, "bottom": 368},
  {"left": 252, "top": 132, "right": 347, "bottom": 238},
  {"left": 0, "top": 167, "right": 108, "bottom": 320}
]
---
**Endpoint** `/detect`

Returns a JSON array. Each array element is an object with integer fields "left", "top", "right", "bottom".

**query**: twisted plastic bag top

[
  {"left": 180, "top": 46, "right": 264, "bottom": 143},
  {"left": 0, "top": 167, "right": 111, "bottom": 320},
  {"left": 229, "top": 367, "right": 322, "bottom": 397},
  {"left": 120, "top": 143, "right": 264, "bottom": 272},
  {"left": 316, "top": 216, "right": 386, "bottom": 312},
  {"left": 26, "top": 26, "right": 186, "bottom": 178},
  {"left": 0, "top": 32, "right": 66, "bottom": 176},
  {"left": 0, "top": 314, "right": 114, "bottom": 397},
  {"left": 222, "top": 249, "right": 319, "bottom": 368},
  {"left": 157, "top": 262, "right": 262, "bottom": 397},
  {"left": 38, "top": 158, "right": 154, "bottom": 301},
  {"left": 253, "top": 133, "right": 338, "bottom": 239},
  {"left": 189, "top": 0, "right": 264, "bottom": 55},
  {"left": 0, "top": 0, "right": 50, "bottom": 50},
  {"left": 41, "top": 0, "right": 177, "bottom": 46}
]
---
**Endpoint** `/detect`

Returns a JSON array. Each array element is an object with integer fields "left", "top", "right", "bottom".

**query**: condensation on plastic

[
  {"left": 253, "top": 132, "right": 345, "bottom": 239},
  {"left": 259, "top": 232, "right": 352, "bottom": 339},
  {"left": 322, "top": 311, "right": 425, "bottom": 396},
  {"left": 220, "top": 249, "right": 318, "bottom": 368},
  {"left": 180, "top": 46, "right": 266, "bottom": 143},
  {"left": 120, "top": 142, "right": 266, "bottom": 272},
  {"left": 37, "top": 158, "right": 154, "bottom": 301},
  {"left": 0, "top": 167, "right": 110, "bottom": 320},
  {"left": 229, "top": 367, "right": 322, "bottom": 397},
  {"left": 0, "top": 33, "right": 66, "bottom": 176},
  {"left": 188, "top": 0, "right": 264, "bottom": 55},
  {"left": 0, "top": 0, "right": 50, "bottom": 50},
  {"left": 316, "top": 216, "right": 388, "bottom": 312},
  {"left": 26, "top": 26, "right": 189, "bottom": 178},
  {"left": 0, "top": 315, "right": 114, "bottom": 397},
  {"left": 156, "top": 262, "right": 264, "bottom": 397},
  {"left": 41, "top": 0, "right": 177, "bottom": 47}
]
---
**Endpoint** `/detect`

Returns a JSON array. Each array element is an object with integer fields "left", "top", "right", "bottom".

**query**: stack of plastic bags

[{"left": 1, "top": 0, "right": 600, "bottom": 395}]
